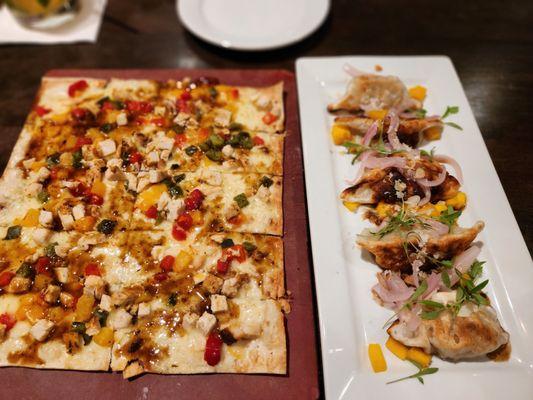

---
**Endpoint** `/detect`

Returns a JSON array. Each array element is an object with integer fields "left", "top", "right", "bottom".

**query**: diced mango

[
  {"left": 91, "top": 180, "right": 106, "bottom": 197},
  {"left": 189, "top": 210, "right": 204, "bottom": 226},
  {"left": 93, "top": 327, "right": 114, "bottom": 347},
  {"left": 366, "top": 109, "right": 388, "bottom": 120},
  {"left": 331, "top": 125, "right": 352, "bottom": 145},
  {"left": 368, "top": 343, "right": 387, "bottom": 373},
  {"left": 431, "top": 201, "right": 448, "bottom": 217},
  {"left": 385, "top": 336, "right": 409, "bottom": 360},
  {"left": 25, "top": 303, "right": 46, "bottom": 324},
  {"left": 343, "top": 201, "right": 360, "bottom": 212},
  {"left": 406, "top": 347, "right": 432, "bottom": 368},
  {"left": 74, "top": 216, "right": 96, "bottom": 232},
  {"left": 408, "top": 85, "right": 427, "bottom": 101},
  {"left": 423, "top": 125, "right": 443, "bottom": 141},
  {"left": 20, "top": 208, "right": 40, "bottom": 227},
  {"left": 446, "top": 191, "right": 467, "bottom": 210},
  {"left": 136, "top": 183, "right": 167, "bottom": 212},
  {"left": 75, "top": 294, "right": 95, "bottom": 322},
  {"left": 174, "top": 250, "right": 193, "bottom": 271},
  {"left": 375, "top": 202, "right": 393, "bottom": 218}
]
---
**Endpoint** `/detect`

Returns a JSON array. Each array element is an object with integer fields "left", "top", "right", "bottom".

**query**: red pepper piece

[
  {"left": 252, "top": 135, "right": 265, "bottom": 146},
  {"left": 0, "top": 271, "right": 15, "bottom": 287},
  {"left": 68, "top": 80, "right": 88, "bottom": 97},
  {"left": 87, "top": 194, "right": 104, "bottom": 206},
  {"left": 129, "top": 151, "right": 143, "bottom": 165},
  {"left": 184, "top": 189, "right": 204, "bottom": 211},
  {"left": 0, "top": 313, "right": 16, "bottom": 331},
  {"left": 35, "top": 256, "right": 52, "bottom": 277},
  {"left": 145, "top": 205, "right": 158, "bottom": 219},
  {"left": 125, "top": 100, "right": 153, "bottom": 114},
  {"left": 84, "top": 263, "right": 101, "bottom": 276},
  {"left": 176, "top": 212, "right": 193, "bottom": 230},
  {"left": 204, "top": 331, "right": 223, "bottom": 366},
  {"left": 35, "top": 105, "right": 51, "bottom": 117},
  {"left": 160, "top": 255, "right": 175, "bottom": 272},
  {"left": 71, "top": 107, "right": 88, "bottom": 121},
  {"left": 74, "top": 136, "right": 93, "bottom": 150},
  {"left": 154, "top": 272, "right": 168, "bottom": 282},
  {"left": 216, "top": 259, "right": 230, "bottom": 274},
  {"left": 262, "top": 112, "right": 278, "bottom": 125},
  {"left": 171, "top": 223, "right": 187, "bottom": 241},
  {"left": 230, "top": 88, "right": 239, "bottom": 99}
]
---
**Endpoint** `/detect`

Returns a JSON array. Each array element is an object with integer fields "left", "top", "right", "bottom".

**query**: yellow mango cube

[
  {"left": 431, "top": 201, "right": 448, "bottom": 217},
  {"left": 91, "top": 180, "right": 106, "bottom": 197},
  {"left": 93, "top": 327, "right": 114, "bottom": 347},
  {"left": 385, "top": 336, "right": 408, "bottom": 360},
  {"left": 375, "top": 202, "right": 392, "bottom": 218},
  {"left": 446, "top": 191, "right": 467, "bottom": 210},
  {"left": 20, "top": 208, "right": 40, "bottom": 227},
  {"left": 75, "top": 294, "right": 95, "bottom": 322},
  {"left": 366, "top": 109, "right": 388, "bottom": 120},
  {"left": 343, "top": 201, "right": 360, "bottom": 212},
  {"left": 406, "top": 347, "right": 432, "bottom": 368},
  {"left": 174, "top": 250, "right": 193, "bottom": 271},
  {"left": 423, "top": 125, "right": 443, "bottom": 141},
  {"left": 136, "top": 183, "right": 167, "bottom": 212},
  {"left": 368, "top": 343, "right": 387, "bottom": 373},
  {"left": 409, "top": 85, "right": 427, "bottom": 101},
  {"left": 331, "top": 125, "right": 352, "bottom": 145}
]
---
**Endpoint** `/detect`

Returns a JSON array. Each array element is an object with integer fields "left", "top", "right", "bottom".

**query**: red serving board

[{"left": 1, "top": 69, "right": 320, "bottom": 400}]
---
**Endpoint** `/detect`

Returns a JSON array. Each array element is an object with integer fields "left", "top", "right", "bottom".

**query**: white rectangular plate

[{"left": 296, "top": 56, "right": 533, "bottom": 400}]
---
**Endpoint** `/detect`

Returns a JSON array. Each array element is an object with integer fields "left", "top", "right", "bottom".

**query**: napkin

[{"left": 0, "top": 0, "right": 107, "bottom": 44}]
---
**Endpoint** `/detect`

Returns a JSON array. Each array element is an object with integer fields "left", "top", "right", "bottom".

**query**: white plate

[
  {"left": 296, "top": 56, "right": 533, "bottom": 400},
  {"left": 177, "top": 0, "right": 329, "bottom": 51}
]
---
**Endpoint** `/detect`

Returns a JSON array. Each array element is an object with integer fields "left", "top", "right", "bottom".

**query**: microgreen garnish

[
  {"left": 371, "top": 204, "right": 429, "bottom": 239},
  {"left": 342, "top": 126, "right": 402, "bottom": 164},
  {"left": 419, "top": 147, "right": 435, "bottom": 160},
  {"left": 437, "top": 205, "right": 462, "bottom": 227},
  {"left": 441, "top": 106, "right": 463, "bottom": 131},
  {"left": 387, "top": 360, "right": 439, "bottom": 385}
]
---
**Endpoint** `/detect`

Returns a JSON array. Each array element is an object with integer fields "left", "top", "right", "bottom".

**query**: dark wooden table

[{"left": 0, "top": 0, "right": 532, "bottom": 396}]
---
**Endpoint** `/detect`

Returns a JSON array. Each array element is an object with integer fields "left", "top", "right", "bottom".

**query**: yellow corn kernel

[
  {"left": 174, "top": 250, "right": 193, "bottom": 271},
  {"left": 93, "top": 327, "right": 114, "bottom": 347},
  {"left": 408, "top": 85, "right": 427, "bottom": 101},
  {"left": 91, "top": 180, "right": 106, "bottom": 197},
  {"left": 136, "top": 183, "right": 167, "bottom": 212},
  {"left": 30, "top": 160, "right": 46, "bottom": 172},
  {"left": 75, "top": 294, "right": 95, "bottom": 322},
  {"left": 189, "top": 210, "right": 204, "bottom": 226},
  {"left": 343, "top": 201, "right": 360, "bottom": 212},
  {"left": 368, "top": 343, "right": 387, "bottom": 373},
  {"left": 366, "top": 109, "right": 388, "bottom": 120},
  {"left": 20, "top": 208, "right": 40, "bottom": 227},
  {"left": 375, "top": 202, "right": 392, "bottom": 218},
  {"left": 406, "top": 347, "right": 432, "bottom": 368},
  {"left": 331, "top": 125, "right": 352, "bottom": 145},
  {"left": 446, "top": 191, "right": 467, "bottom": 210},
  {"left": 423, "top": 125, "right": 443, "bottom": 141},
  {"left": 431, "top": 201, "right": 448, "bottom": 217},
  {"left": 385, "top": 336, "right": 409, "bottom": 360}
]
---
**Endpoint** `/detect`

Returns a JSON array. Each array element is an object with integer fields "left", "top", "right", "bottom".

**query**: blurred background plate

[{"left": 177, "top": 0, "right": 330, "bottom": 51}]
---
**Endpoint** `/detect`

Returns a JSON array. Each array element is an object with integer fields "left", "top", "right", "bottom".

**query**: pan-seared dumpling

[
  {"left": 328, "top": 73, "right": 419, "bottom": 113},
  {"left": 341, "top": 167, "right": 460, "bottom": 206},
  {"left": 357, "top": 221, "right": 484, "bottom": 272},
  {"left": 388, "top": 303, "right": 509, "bottom": 361}
]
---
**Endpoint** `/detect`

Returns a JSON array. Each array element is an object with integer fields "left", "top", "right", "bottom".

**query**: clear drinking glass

[{"left": 6, "top": 0, "right": 79, "bottom": 29}]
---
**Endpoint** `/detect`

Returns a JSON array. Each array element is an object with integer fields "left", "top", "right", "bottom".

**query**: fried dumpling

[
  {"left": 388, "top": 304, "right": 509, "bottom": 361},
  {"left": 328, "top": 73, "right": 419, "bottom": 113}
]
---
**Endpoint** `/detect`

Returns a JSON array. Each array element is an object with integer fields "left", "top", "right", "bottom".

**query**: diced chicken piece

[
  {"left": 192, "top": 254, "right": 206, "bottom": 269},
  {"left": 210, "top": 295, "right": 228, "bottom": 313},
  {"left": 221, "top": 277, "right": 241, "bottom": 298},
  {"left": 146, "top": 151, "right": 159, "bottom": 165},
  {"left": 59, "top": 212, "right": 74, "bottom": 230},
  {"left": 54, "top": 267, "right": 69, "bottom": 283},
  {"left": 7, "top": 276, "right": 31, "bottom": 294},
  {"left": 72, "top": 204, "right": 85, "bottom": 220},
  {"left": 160, "top": 150, "right": 171, "bottom": 161},
  {"left": 183, "top": 312, "right": 199, "bottom": 330},
  {"left": 55, "top": 242, "right": 70, "bottom": 258},
  {"left": 84, "top": 275, "right": 105, "bottom": 299},
  {"left": 85, "top": 317, "right": 101, "bottom": 336},
  {"left": 214, "top": 109, "right": 232, "bottom": 127},
  {"left": 98, "top": 139, "right": 117, "bottom": 157},
  {"left": 116, "top": 112, "right": 128, "bottom": 126},
  {"left": 173, "top": 112, "right": 190, "bottom": 125},
  {"left": 256, "top": 185, "right": 271, "bottom": 201},
  {"left": 30, "top": 319, "right": 54, "bottom": 341},
  {"left": 60, "top": 292, "right": 75, "bottom": 308},
  {"left": 157, "top": 136, "right": 175, "bottom": 151},
  {"left": 167, "top": 198, "right": 185, "bottom": 221},
  {"left": 197, "top": 312, "right": 217, "bottom": 336},
  {"left": 222, "top": 144, "right": 234, "bottom": 158},
  {"left": 43, "top": 285, "right": 61, "bottom": 304},
  {"left": 39, "top": 210, "right": 53, "bottom": 227},
  {"left": 136, "top": 176, "right": 150, "bottom": 192},
  {"left": 99, "top": 294, "right": 112, "bottom": 312},
  {"left": 149, "top": 169, "right": 164, "bottom": 183},
  {"left": 202, "top": 274, "right": 223, "bottom": 294},
  {"left": 137, "top": 302, "right": 151, "bottom": 317},
  {"left": 124, "top": 172, "right": 138, "bottom": 191},
  {"left": 225, "top": 203, "right": 241, "bottom": 221},
  {"left": 24, "top": 182, "right": 43, "bottom": 196},
  {"left": 36, "top": 167, "right": 51, "bottom": 182},
  {"left": 157, "top": 191, "right": 171, "bottom": 211},
  {"left": 123, "top": 361, "right": 144, "bottom": 379},
  {"left": 154, "top": 106, "right": 166, "bottom": 116},
  {"left": 110, "top": 309, "right": 132, "bottom": 329},
  {"left": 32, "top": 228, "right": 51, "bottom": 245}
]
